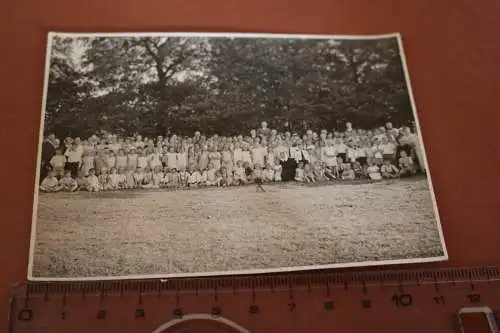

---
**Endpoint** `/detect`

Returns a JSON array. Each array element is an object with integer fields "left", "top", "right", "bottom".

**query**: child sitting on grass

[
  {"left": 188, "top": 167, "right": 202, "bottom": 188},
  {"left": 205, "top": 163, "right": 217, "bottom": 186},
  {"left": 178, "top": 168, "right": 188, "bottom": 188},
  {"left": 133, "top": 167, "right": 144, "bottom": 189},
  {"left": 324, "top": 165, "right": 336, "bottom": 180},
  {"left": 353, "top": 161, "right": 364, "bottom": 179},
  {"left": 295, "top": 162, "right": 305, "bottom": 182},
  {"left": 152, "top": 166, "right": 164, "bottom": 189},
  {"left": 366, "top": 160, "right": 382, "bottom": 181},
  {"left": 141, "top": 167, "right": 154, "bottom": 189},
  {"left": 242, "top": 161, "right": 253, "bottom": 184},
  {"left": 381, "top": 160, "right": 399, "bottom": 179},
  {"left": 40, "top": 170, "right": 62, "bottom": 192},
  {"left": 125, "top": 167, "right": 135, "bottom": 189},
  {"left": 304, "top": 163, "right": 316, "bottom": 183},
  {"left": 107, "top": 167, "right": 121, "bottom": 190},
  {"left": 233, "top": 161, "right": 246, "bottom": 185},
  {"left": 263, "top": 163, "right": 275, "bottom": 183},
  {"left": 398, "top": 151, "right": 417, "bottom": 177},
  {"left": 342, "top": 163, "right": 356, "bottom": 180},
  {"left": 86, "top": 168, "right": 100, "bottom": 192},
  {"left": 59, "top": 170, "right": 78, "bottom": 192},
  {"left": 98, "top": 167, "right": 110, "bottom": 191},
  {"left": 313, "top": 161, "right": 326, "bottom": 182},
  {"left": 273, "top": 163, "right": 283, "bottom": 182}
]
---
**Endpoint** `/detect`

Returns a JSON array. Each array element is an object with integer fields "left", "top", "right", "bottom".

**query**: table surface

[{"left": 1, "top": 0, "right": 499, "bottom": 329}]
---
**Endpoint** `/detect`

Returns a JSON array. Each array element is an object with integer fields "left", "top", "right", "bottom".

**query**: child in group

[
  {"left": 81, "top": 150, "right": 95, "bottom": 177},
  {"left": 137, "top": 150, "right": 149, "bottom": 170},
  {"left": 105, "top": 150, "right": 117, "bottom": 170},
  {"left": 214, "top": 170, "right": 224, "bottom": 187},
  {"left": 75, "top": 173, "right": 88, "bottom": 191},
  {"left": 304, "top": 163, "right": 316, "bottom": 183},
  {"left": 381, "top": 160, "right": 400, "bottom": 179},
  {"left": 149, "top": 148, "right": 163, "bottom": 170},
  {"left": 115, "top": 149, "right": 128, "bottom": 171},
  {"left": 273, "top": 163, "right": 283, "bottom": 182},
  {"left": 366, "top": 160, "right": 382, "bottom": 181},
  {"left": 233, "top": 161, "right": 246, "bottom": 185},
  {"left": 324, "top": 165, "right": 336, "bottom": 181},
  {"left": 243, "top": 162, "right": 254, "bottom": 184},
  {"left": 208, "top": 146, "right": 222, "bottom": 171},
  {"left": 294, "top": 162, "right": 305, "bottom": 182},
  {"left": 141, "top": 167, "right": 154, "bottom": 188},
  {"left": 187, "top": 147, "right": 198, "bottom": 171},
  {"left": 205, "top": 163, "right": 217, "bottom": 186},
  {"left": 313, "top": 161, "right": 326, "bottom": 182},
  {"left": 346, "top": 142, "right": 357, "bottom": 163},
  {"left": 125, "top": 166, "right": 135, "bottom": 189},
  {"left": 221, "top": 145, "right": 233, "bottom": 176},
  {"left": 178, "top": 168, "right": 189, "bottom": 188},
  {"left": 398, "top": 151, "right": 416, "bottom": 177},
  {"left": 40, "top": 170, "right": 62, "bottom": 192},
  {"left": 160, "top": 168, "right": 170, "bottom": 188},
  {"left": 241, "top": 145, "right": 253, "bottom": 167},
  {"left": 263, "top": 164, "right": 275, "bottom": 183},
  {"left": 127, "top": 148, "right": 138, "bottom": 170},
  {"left": 251, "top": 143, "right": 266, "bottom": 167},
  {"left": 336, "top": 157, "right": 344, "bottom": 178},
  {"left": 253, "top": 164, "right": 265, "bottom": 192},
  {"left": 165, "top": 147, "right": 178, "bottom": 171},
  {"left": 342, "top": 164, "right": 356, "bottom": 180},
  {"left": 265, "top": 147, "right": 276, "bottom": 168},
  {"left": 188, "top": 167, "right": 202, "bottom": 187},
  {"left": 133, "top": 167, "right": 144, "bottom": 189},
  {"left": 98, "top": 167, "right": 109, "bottom": 190},
  {"left": 168, "top": 168, "right": 181, "bottom": 189},
  {"left": 86, "top": 168, "right": 100, "bottom": 192},
  {"left": 152, "top": 166, "right": 164, "bottom": 189},
  {"left": 198, "top": 146, "right": 210, "bottom": 171},
  {"left": 176, "top": 147, "right": 188, "bottom": 172},
  {"left": 353, "top": 161, "right": 365, "bottom": 179},
  {"left": 59, "top": 170, "right": 78, "bottom": 192},
  {"left": 64, "top": 143, "right": 82, "bottom": 178},
  {"left": 116, "top": 168, "right": 126, "bottom": 189},
  {"left": 107, "top": 167, "right": 121, "bottom": 190},
  {"left": 220, "top": 166, "right": 231, "bottom": 187},
  {"left": 334, "top": 138, "right": 348, "bottom": 163},
  {"left": 372, "top": 140, "right": 384, "bottom": 166},
  {"left": 49, "top": 149, "right": 67, "bottom": 178}
]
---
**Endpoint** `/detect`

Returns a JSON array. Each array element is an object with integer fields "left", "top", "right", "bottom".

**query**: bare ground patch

[{"left": 31, "top": 178, "right": 444, "bottom": 278}]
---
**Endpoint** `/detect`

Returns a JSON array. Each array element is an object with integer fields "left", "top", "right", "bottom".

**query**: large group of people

[{"left": 38, "top": 121, "right": 426, "bottom": 193}]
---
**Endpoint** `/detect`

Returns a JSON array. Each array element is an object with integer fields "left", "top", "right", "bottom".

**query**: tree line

[{"left": 45, "top": 35, "right": 415, "bottom": 138}]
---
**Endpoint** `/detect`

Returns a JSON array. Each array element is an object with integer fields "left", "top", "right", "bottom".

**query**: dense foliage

[{"left": 44, "top": 35, "right": 414, "bottom": 138}]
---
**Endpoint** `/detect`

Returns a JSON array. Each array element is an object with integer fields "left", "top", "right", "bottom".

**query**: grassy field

[{"left": 30, "top": 178, "right": 445, "bottom": 279}]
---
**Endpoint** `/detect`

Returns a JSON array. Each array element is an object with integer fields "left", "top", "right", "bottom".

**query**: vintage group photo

[{"left": 29, "top": 32, "right": 447, "bottom": 280}]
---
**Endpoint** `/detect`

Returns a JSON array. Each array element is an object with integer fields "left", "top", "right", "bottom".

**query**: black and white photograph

[{"left": 29, "top": 32, "right": 447, "bottom": 280}]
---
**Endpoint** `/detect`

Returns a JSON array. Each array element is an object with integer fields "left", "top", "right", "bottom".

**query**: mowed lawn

[{"left": 31, "top": 178, "right": 445, "bottom": 278}]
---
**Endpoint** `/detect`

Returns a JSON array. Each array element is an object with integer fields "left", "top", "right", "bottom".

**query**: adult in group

[
  {"left": 40, "top": 133, "right": 57, "bottom": 183},
  {"left": 279, "top": 151, "right": 298, "bottom": 182}
]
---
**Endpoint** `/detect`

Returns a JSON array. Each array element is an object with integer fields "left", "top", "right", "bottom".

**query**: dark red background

[{"left": 1, "top": 0, "right": 499, "bottom": 329}]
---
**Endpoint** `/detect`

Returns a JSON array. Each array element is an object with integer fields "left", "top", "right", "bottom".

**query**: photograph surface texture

[{"left": 29, "top": 32, "right": 447, "bottom": 280}]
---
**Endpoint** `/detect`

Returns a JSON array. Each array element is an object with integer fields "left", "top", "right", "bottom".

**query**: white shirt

[
  {"left": 289, "top": 147, "right": 302, "bottom": 161},
  {"left": 65, "top": 149, "right": 82, "bottom": 163}
]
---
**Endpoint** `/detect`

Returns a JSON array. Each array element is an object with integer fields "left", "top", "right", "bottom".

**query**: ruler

[{"left": 7, "top": 266, "right": 500, "bottom": 333}]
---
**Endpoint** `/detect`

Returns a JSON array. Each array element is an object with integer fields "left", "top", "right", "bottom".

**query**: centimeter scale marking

[{"left": 8, "top": 266, "right": 500, "bottom": 333}]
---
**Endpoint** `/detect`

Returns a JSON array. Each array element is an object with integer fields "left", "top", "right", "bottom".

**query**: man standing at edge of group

[{"left": 40, "top": 133, "right": 57, "bottom": 183}]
